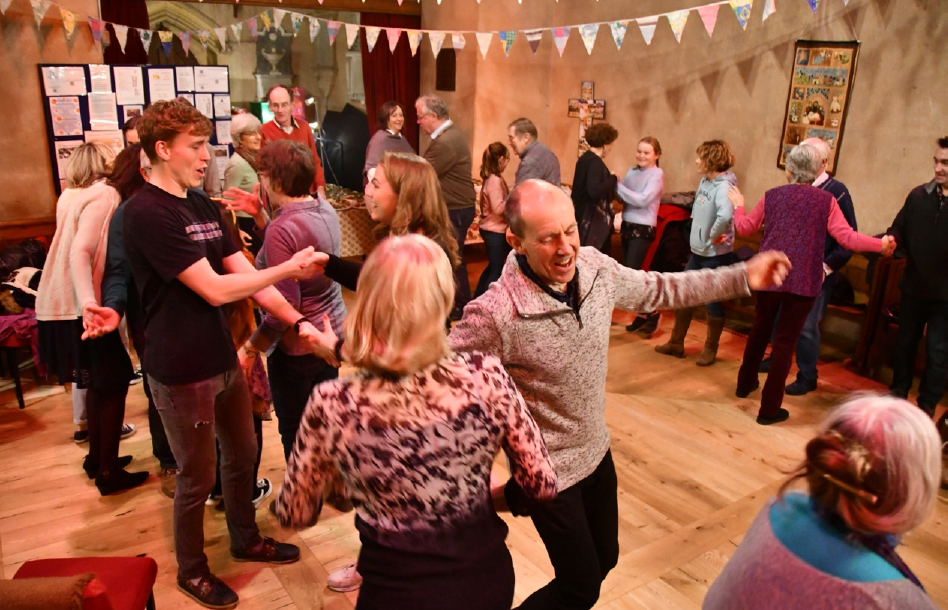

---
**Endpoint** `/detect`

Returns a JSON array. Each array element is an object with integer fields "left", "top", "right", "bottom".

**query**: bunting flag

[
  {"left": 429, "top": 31, "right": 446, "bottom": 57},
  {"left": 326, "top": 20, "right": 340, "bottom": 45},
  {"left": 525, "top": 29, "right": 543, "bottom": 54},
  {"left": 272, "top": 8, "right": 286, "bottom": 32},
  {"left": 179, "top": 31, "right": 191, "bottom": 56},
  {"left": 475, "top": 31, "right": 492, "bottom": 59},
  {"left": 0, "top": 0, "right": 13, "bottom": 15},
  {"left": 807, "top": 0, "right": 821, "bottom": 11},
  {"left": 578, "top": 23, "right": 598, "bottom": 55},
  {"left": 551, "top": 26, "right": 569, "bottom": 57},
  {"left": 230, "top": 22, "right": 242, "bottom": 42},
  {"left": 345, "top": 23, "right": 359, "bottom": 49},
  {"left": 609, "top": 21, "right": 628, "bottom": 50},
  {"left": 196, "top": 30, "right": 210, "bottom": 50},
  {"left": 498, "top": 30, "right": 516, "bottom": 57},
  {"left": 451, "top": 32, "right": 466, "bottom": 51},
  {"left": 138, "top": 28, "right": 153, "bottom": 52},
  {"left": 666, "top": 10, "right": 689, "bottom": 43},
  {"left": 259, "top": 9, "right": 272, "bottom": 30},
  {"left": 386, "top": 28, "right": 402, "bottom": 53},
  {"left": 762, "top": 0, "right": 777, "bottom": 21},
  {"left": 729, "top": 0, "right": 753, "bottom": 30},
  {"left": 637, "top": 16, "right": 658, "bottom": 45},
  {"left": 290, "top": 13, "right": 304, "bottom": 36},
  {"left": 309, "top": 18, "right": 320, "bottom": 42},
  {"left": 89, "top": 18, "right": 106, "bottom": 49},
  {"left": 30, "top": 0, "right": 50, "bottom": 28},
  {"left": 114, "top": 24, "right": 129, "bottom": 52},
  {"left": 406, "top": 29, "right": 423, "bottom": 56},
  {"left": 698, "top": 5, "right": 719, "bottom": 38},
  {"left": 158, "top": 31, "right": 174, "bottom": 59},
  {"left": 365, "top": 26, "right": 380, "bottom": 52},
  {"left": 215, "top": 27, "right": 227, "bottom": 47},
  {"left": 247, "top": 18, "right": 258, "bottom": 42},
  {"left": 60, "top": 8, "right": 78, "bottom": 42}
]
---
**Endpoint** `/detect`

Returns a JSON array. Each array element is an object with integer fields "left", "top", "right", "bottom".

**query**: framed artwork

[{"left": 778, "top": 40, "right": 859, "bottom": 175}]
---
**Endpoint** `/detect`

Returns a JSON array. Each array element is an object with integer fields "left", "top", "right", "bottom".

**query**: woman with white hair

[
  {"left": 729, "top": 143, "right": 893, "bottom": 424},
  {"left": 224, "top": 112, "right": 266, "bottom": 252},
  {"left": 274, "top": 234, "right": 557, "bottom": 610},
  {"left": 703, "top": 394, "right": 941, "bottom": 609}
]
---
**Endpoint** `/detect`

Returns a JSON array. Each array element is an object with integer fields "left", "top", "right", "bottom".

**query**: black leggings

[{"left": 87, "top": 384, "right": 130, "bottom": 475}]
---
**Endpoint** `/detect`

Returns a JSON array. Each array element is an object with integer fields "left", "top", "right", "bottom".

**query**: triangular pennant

[
  {"left": 0, "top": 0, "right": 13, "bottom": 15},
  {"left": 30, "top": 0, "right": 50, "bottom": 29},
  {"left": 498, "top": 30, "right": 516, "bottom": 57},
  {"left": 365, "top": 26, "right": 381, "bottom": 52},
  {"left": 215, "top": 27, "right": 227, "bottom": 47},
  {"left": 397, "top": 0, "right": 404, "bottom": 4},
  {"left": 578, "top": 24, "right": 598, "bottom": 55},
  {"left": 60, "top": 9, "right": 78, "bottom": 43},
  {"left": 525, "top": 29, "right": 543, "bottom": 55},
  {"left": 429, "top": 31, "right": 446, "bottom": 58},
  {"left": 158, "top": 30, "right": 174, "bottom": 59},
  {"left": 290, "top": 13, "right": 304, "bottom": 36},
  {"left": 475, "top": 31, "right": 492, "bottom": 59},
  {"left": 260, "top": 9, "right": 272, "bottom": 31},
  {"left": 762, "top": 0, "right": 777, "bottom": 20},
  {"left": 609, "top": 21, "right": 628, "bottom": 50},
  {"left": 807, "top": 0, "right": 820, "bottom": 11},
  {"left": 272, "top": 8, "right": 286, "bottom": 32},
  {"left": 637, "top": 16, "right": 658, "bottom": 45},
  {"left": 698, "top": 5, "right": 720, "bottom": 38},
  {"left": 179, "top": 31, "right": 191, "bottom": 57},
  {"left": 386, "top": 28, "right": 402, "bottom": 53},
  {"left": 231, "top": 22, "right": 242, "bottom": 42},
  {"left": 114, "top": 24, "right": 129, "bottom": 52},
  {"left": 729, "top": 0, "right": 754, "bottom": 29},
  {"left": 89, "top": 18, "right": 107, "bottom": 49},
  {"left": 309, "top": 18, "right": 321, "bottom": 42},
  {"left": 406, "top": 30, "right": 422, "bottom": 57},
  {"left": 247, "top": 18, "right": 258, "bottom": 42},
  {"left": 345, "top": 23, "right": 359, "bottom": 49},
  {"left": 138, "top": 28, "right": 153, "bottom": 52},
  {"left": 326, "top": 20, "right": 340, "bottom": 45},
  {"left": 451, "top": 32, "right": 466, "bottom": 50},
  {"left": 196, "top": 31, "right": 210, "bottom": 51},
  {"left": 666, "top": 10, "right": 689, "bottom": 43},
  {"left": 551, "top": 27, "right": 570, "bottom": 57}
]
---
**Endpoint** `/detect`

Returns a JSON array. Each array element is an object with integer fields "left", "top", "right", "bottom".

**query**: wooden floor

[{"left": 2, "top": 308, "right": 946, "bottom": 609}]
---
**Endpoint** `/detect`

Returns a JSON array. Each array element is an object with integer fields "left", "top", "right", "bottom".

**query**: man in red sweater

[{"left": 260, "top": 85, "right": 327, "bottom": 200}]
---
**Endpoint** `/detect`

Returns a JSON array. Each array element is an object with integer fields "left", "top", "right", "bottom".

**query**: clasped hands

[{"left": 285, "top": 247, "right": 330, "bottom": 281}]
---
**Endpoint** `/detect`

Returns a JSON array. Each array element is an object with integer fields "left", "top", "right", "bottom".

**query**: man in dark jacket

[{"left": 887, "top": 136, "right": 948, "bottom": 413}]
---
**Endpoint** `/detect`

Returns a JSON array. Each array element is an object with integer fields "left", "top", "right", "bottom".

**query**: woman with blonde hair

[
  {"left": 275, "top": 234, "right": 557, "bottom": 610},
  {"left": 704, "top": 394, "right": 941, "bottom": 609},
  {"left": 36, "top": 141, "right": 148, "bottom": 495}
]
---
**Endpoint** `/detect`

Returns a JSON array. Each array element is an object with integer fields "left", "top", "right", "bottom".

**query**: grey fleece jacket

[
  {"left": 449, "top": 247, "right": 751, "bottom": 490},
  {"left": 691, "top": 171, "right": 737, "bottom": 257}
]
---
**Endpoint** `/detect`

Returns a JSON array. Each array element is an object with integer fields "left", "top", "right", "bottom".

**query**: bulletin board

[{"left": 39, "top": 63, "right": 232, "bottom": 195}]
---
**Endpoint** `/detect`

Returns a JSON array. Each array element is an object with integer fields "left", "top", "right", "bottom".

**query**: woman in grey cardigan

[{"left": 363, "top": 101, "right": 415, "bottom": 187}]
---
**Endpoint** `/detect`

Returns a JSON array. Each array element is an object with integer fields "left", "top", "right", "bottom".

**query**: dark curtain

[
  {"left": 359, "top": 13, "right": 421, "bottom": 152},
  {"left": 101, "top": 0, "right": 150, "bottom": 65}
]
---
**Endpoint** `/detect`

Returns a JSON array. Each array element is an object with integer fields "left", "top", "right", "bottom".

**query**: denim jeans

[
  {"left": 684, "top": 253, "right": 734, "bottom": 319},
  {"left": 474, "top": 229, "right": 511, "bottom": 298},
  {"left": 448, "top": 207, "right": 476, "bottom": 311},
  {"left": 148, "top": 365, "right": 261, "bottom": 578},
  {"left": 267, "top": 349, "right": 339, "bottom": 462},
  {"left": 890, "top": 293, "right": 948, "bottom": 410}
]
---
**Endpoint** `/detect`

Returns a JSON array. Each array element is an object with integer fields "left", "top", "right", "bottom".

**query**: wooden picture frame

[{"left": 778, "top": 40, "right": 859, "bottom": 175}]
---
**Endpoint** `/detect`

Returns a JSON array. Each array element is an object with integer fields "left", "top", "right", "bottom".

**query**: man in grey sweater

[{"left": 449, "top": 180, "right": 791, "bottom": 610}]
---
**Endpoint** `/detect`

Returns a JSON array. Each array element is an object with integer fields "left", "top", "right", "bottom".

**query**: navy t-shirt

[{"left": 123, "top": 183, "right": 240, "bottom": 385}]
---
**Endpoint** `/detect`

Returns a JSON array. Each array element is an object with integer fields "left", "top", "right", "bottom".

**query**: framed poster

[{"left": 778, "top": 40, "right": 859, "bottom": 175}]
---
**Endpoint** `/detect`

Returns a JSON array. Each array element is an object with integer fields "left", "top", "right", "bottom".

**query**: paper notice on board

[
  {"left": 49, "top": 96, "right": 83, "bottom": 137},
  {"left": 89, "top": 65, "right": 112, "bottom": 93},
  {"left": 211, "top": 145, "right": 230, "bottom": 179},
  {"left": 148, "top": 68, "right": 176, "bottom": 103},
  {"left": 175, "top": 66, "right": 195, "bottom": 92},
  {"left": 195, "top": 94, "right": 213, "bottom": 119},
  {"left": 122, "top": 106, "right": 143, "bottom": 123},
  {"left": 54, "top": 140, "right": 84, "bottom": 179},
  {"left": 113, "top": 66, "right": 145, "bottom": 106},
  {"left": 194, "top": 66, "right": 228, "bottom": 92},
  {"left": 213, "top": 94, "right": 231, "bottom": 118},
  {"left": 42, "top": 66, "right": 87, "bottom": 96},
  {"left": 88, "top": 92, "right": 119, "bottom": 131},
  {"left": 84, "top": 130, "right": 125, "bottom": 157},
  {"left": 177, "top": 93, "right": 194, "bottom": 106},
  {"left": 216, "top": 120, "right": 232, "bottom": 145}
]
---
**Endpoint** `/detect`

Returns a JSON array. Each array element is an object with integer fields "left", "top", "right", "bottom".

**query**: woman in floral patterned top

[{"left": 275, "top": 234, "right": 557, "bottom": 610}]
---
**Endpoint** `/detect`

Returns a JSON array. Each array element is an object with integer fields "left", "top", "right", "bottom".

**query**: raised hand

[
  {"left": 727, "top": 186, "right": 745, "bottom": 210},
  {"left": 223, "top": 183, "right": 263, "bottom": 217},
  {"left": 745, "top": 250, "right": 792, "bottom": 291},
  {"left": 880, "top": 235, "right": 896, "bottom": 257},
  {"left": 298, "top": 314, "right": 340, "bottom": 367},
  {"left": 81, "top": 303, "right": 121, "bottom": 340}
]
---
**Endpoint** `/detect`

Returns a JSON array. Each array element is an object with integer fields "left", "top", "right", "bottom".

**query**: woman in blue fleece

[{"left": 655, "top": 140, "right": 736, "bottom": 366}]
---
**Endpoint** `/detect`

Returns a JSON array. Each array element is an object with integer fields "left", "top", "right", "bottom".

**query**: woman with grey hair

[
  {"left": 704, "top": 393, "right": 941, "bottom": 609},
  {"left": 224, "top": 112, "right": 265, "bottom": 252},
  {"left": 729, "top": 143, "right": 893, "bottom": 425}
]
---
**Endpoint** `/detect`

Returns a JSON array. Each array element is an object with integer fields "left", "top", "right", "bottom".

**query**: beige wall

[
  {"left": 0, "top": 1, "right": 102, "bottom": 224},
  {"left": 421, "top": 0, "right": 947, "bottom": 235}
]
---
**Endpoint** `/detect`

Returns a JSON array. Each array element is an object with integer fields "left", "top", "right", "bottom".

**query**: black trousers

[
  {"left": 515, "top": 451, "right": 619, "bottom": 610},
  {"left": 448, "top": 206, "right": 475, "bottom": 312}
]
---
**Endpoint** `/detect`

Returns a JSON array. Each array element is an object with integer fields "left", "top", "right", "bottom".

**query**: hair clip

[{"left": 820, "top": 471, "right": 879, "bottom": 505}]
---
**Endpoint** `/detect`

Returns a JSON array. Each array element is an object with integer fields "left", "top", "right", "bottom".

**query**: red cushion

[{"left": 13, "top": 557, "right": 157, "bottom": 610}]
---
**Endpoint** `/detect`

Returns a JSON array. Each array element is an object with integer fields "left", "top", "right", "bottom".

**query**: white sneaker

[
  {"left": 326, "top": 563, "right": 362, "bottom": 592},
  {"left": 253, "top": 479, "right": 273, "bottom": 509}
]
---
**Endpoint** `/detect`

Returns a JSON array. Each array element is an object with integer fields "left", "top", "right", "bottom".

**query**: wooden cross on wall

[{"left": 566, "top": 81, "right": 607, "bottom": 156}]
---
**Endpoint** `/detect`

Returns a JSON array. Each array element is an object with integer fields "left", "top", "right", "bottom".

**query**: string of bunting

[{"left": 2, "top": 0, "right": 852, "bottom": 60}]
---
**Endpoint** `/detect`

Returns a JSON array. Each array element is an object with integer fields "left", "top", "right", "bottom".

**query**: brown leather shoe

[
  {"left": 231, "top": 536, "right": 300, "bottom": 564},
  {"left": 177, "top": 573, "right": 238, "bottom": 609}
]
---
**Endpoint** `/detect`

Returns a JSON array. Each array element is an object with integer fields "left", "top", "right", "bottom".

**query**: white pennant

[
  {"left": 309, "top": 18, "right": 321, "bottom": 43},
  {"left": 215, "top": 27, "right": 227, "bottom": 47},
  {"left": 762, "top": 0, "right": 777, "bottom": 20},
  {"left": 475, "top": 31, "right": 492, "bottom": 58},
  {"left": 637, "top": 16, "right": 658, "bottom": 46},
  {"left": 452, "top": 32, "right": 466, "bottom": 51},
  {"left": 578, "top": 24, "right": 598, "bottom": 55},
  {"left": 30, "top": 0, "right": 50, "bottom": 28},
  {"left": 345, "top": 23, "right": 359, "bottom": 48},
  {"left": 364, "top": 26, "right": 380, "bottom": 52},
  {"left": 429, "top": 31, "right": 446, "bottom": 58},
  {"left": 386, "top": 28, "right": 402, "bottom": 53},
  {"left": 114, "top": 24, "right": 129, "bottom": 52},
  {"left": 406, "top": 30, "right": 422, "bottom": 56},
  {"left": 0, "top": 0, "right": 13, "bottom": 15},
  {"left": 231, "top": 22, "right": 242, "bottom": 41},
  {"left": 272, "top": 8, "right": 286, "bottom": 32}
]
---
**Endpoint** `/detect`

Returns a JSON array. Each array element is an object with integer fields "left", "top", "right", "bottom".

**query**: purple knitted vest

[{"left": 760, "top": 184, "right": 833, "bottom": 297}]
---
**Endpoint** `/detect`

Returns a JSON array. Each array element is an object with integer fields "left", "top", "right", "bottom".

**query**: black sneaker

[
  {"left": 785, "top": 378, "right": 817, "bottom": 396},
  {"left": 231, "top": 536, "right": 300, "bottom": 564},
  {"left": 73, "top": 429, "right": 89, "bottom": 444},
  {"left": 759, "top": 357, "right": 771, "bottom": 373},
  {"left": 756, "top": 408, "right": 790, "bottom": 426},
  {"left": 177, "top": 573, "right": 238, "bottom": 609}
]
